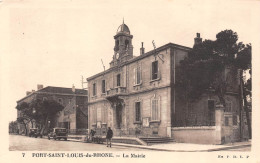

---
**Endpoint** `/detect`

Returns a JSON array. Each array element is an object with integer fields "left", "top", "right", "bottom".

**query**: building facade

[
  {"left": 16, "top": 85, "right": 88, "bottom": 134},
  {"left": 87, "top": 22, "right": 243, "bottom": 144}
]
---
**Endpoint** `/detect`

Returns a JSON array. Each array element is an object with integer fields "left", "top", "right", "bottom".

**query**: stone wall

[
  {"left": 172, "top": 105, "right": 242, "bottom": 144},
  {"left": 172, "top": 126, "right": 217, "bottom": 144}
]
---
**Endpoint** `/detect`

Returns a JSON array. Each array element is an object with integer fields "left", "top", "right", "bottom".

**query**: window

[
  {"left": 151, "top": 98, "right": 160, "bottom": 121},
  {"left": 225, "top": 117, "right": 229, "bottom": 126},
  {"left": 151, "top": 61, "right": 159, "bottom": 80},
  {"left": 225, "top": 101, "right": 232, "bottom": 112},
  {"left": 233, "top": 115, "right": 238, "bottom": 125},
  {"left": 102, "top": 80, "right": 106, "bottom": 94},
  {"left": 135, "top": 102, "right": 141, "bottom": 122},
  {"left": 58, "top": 98, "right": 63, "bottom": 105},
  {"left": 125, "top": 40, "right": 129, "bottom": 50},
  {"left": 134, "top": 65, "right": 142, "bottom": 85},
  {"left": 93, "top": 83, "right": 96, "bottom": 96},
  {"left": 117, "top": 74, "right": 121, "bottom": 87}
]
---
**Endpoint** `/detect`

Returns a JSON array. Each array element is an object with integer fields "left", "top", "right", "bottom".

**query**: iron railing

[
  {"left": 68, "top": 129, "right": 88, "bottom": 135},
  {"left": 106, "top": 87, "right": 127, "bottom": 96}
]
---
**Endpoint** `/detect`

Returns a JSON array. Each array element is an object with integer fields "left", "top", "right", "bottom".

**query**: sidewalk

[
  {"left": 111, "top": 141, "right": 251, "bottom": 152},
  {"left": 65, "top": 135, "right": 251, "bottom": 152}
]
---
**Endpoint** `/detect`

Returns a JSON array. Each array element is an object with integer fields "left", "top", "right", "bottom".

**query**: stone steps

[{"left": 140, "top": 137, "right": 174, "bottom": 145}]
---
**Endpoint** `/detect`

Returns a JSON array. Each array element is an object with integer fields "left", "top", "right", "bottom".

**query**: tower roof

[{"left": 117, "top": 22, "right": 130, "bottom": 35}]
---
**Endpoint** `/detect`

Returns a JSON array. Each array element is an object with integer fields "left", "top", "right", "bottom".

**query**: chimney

[
  {"left": 194, "top": 33, "right": 202, "bottom": 45},
  {"left": 140, "top": 42, "right": 145, "bottom": 55},
  {"left": 72, "top": 84, "right": 75, "bottom": 93},
  {"left": 37, "top": 84, "right": 43, "bottom": 90},
  {"left": 26, "top": 91, "right": 31, "bottom": 96}
]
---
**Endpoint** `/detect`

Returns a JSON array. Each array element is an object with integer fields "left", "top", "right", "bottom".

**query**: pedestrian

[
  {"left": 106, "top": 127, "right": 113, "bottom": 147},
  {"left": 90, "top": 129, "right": 96, "bottom": 142}
]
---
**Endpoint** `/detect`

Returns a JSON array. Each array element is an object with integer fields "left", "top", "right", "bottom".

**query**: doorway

[{"left": 116, "top": 103, "right": 122, "bottom": 129}]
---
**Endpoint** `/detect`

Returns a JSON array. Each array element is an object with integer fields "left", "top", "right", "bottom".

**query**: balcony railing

[{"left": 106, "top": 87, "right": 127, "bottom": 96}]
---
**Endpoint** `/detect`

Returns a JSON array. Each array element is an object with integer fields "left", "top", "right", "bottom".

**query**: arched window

[
  {"left": 115, "top": 40, "right": 119, "bottom": 51},
  {"left": 125, "top": 40, "right": 129, "bottom": 50}
]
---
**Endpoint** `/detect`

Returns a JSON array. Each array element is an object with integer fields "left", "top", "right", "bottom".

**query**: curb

[
  {"left": 111, "top": 143, "right": 251, "bottom": 152},
  {"left": 64, "top": 138, "right": 251, "bottom": 152}
]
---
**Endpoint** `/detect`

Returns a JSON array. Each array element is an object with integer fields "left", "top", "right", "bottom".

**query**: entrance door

[{"left": 116, "top": 104, "right": 122, "bottom": 129}]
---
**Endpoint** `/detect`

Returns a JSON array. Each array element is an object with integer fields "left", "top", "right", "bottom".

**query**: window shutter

[
  {"left": 140, "top": 101, "right": 142, "bottom": 121},
  {"left": 133, "top": 68, "right": 136, "bottom": 85},
  {"left": 150, "top": 62, "right": 152, "bottom": 80},
  {"left": 158, "top": 63, "right": 161, "bottom": 79},
  {"left": 140, "top": 63, "right": 142, "bottom": 83},
  {"left": 158, "top": 96, "right": 161, "bottom": 120},
  {"left": 152, "top": 100, "right": 155, "bottom": 120}
]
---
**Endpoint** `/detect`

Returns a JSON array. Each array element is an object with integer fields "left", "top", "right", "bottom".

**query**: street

[
  {"left": 9, "top": 135, "right": 148, "bottom": 151},
  {"left": 9, "top": 135, "right": 251, "bottom": 152}
]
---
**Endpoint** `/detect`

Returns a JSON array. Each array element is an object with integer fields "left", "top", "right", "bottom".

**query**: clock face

[{"left": 116, "top": 53, "right": 119, "bottom": 59}]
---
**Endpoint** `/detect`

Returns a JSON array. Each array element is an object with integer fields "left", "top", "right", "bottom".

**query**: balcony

[{"left": 106, "top": 87, "right": 127, "bottom": 97}]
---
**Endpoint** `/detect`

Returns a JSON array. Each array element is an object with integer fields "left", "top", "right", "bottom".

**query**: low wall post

[{"left": 215, "top": 105, "right": 224, "bottom": 144}]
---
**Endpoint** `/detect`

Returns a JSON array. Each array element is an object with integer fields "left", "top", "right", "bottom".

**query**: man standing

[
  {"left": 106, "top": 127, "right": 113, "bottom": 147},
  {"left": 90, "top": 129, "right": 96, "bottom": 142}
]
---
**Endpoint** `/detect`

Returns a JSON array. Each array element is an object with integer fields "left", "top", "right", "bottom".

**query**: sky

[{"left": 0, "top": 0, "right": 259, "bottom": 124}]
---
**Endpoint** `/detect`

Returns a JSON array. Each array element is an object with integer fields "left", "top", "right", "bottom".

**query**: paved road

[{"left": 9, "top": 135, "right": 148, "bottom": 151}]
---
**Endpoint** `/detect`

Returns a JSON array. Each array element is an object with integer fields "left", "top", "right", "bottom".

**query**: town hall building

[{"left": 87, "top": 22, "right": 244, "bottom": 144}]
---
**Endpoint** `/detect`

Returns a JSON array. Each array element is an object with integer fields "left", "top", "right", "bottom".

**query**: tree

[
  {"left": 16, "top": 102, "right": 32, "bottom": 135},
  {"left": 16, "top": 99, "right": 64, "bottom": 135},
  {"left": 9, "top": 121, "right": 18, "bottom": 133},
  {"left": 177, "top": 29, "right": 251, "bottom": 137}
]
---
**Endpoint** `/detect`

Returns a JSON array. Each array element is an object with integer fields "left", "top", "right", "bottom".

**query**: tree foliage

[
  {"left": 177, "top": 29, "right": 252, "bottom": 138},
  {"left": 16, "top": 99, "right": 64, "bottom": 134},
  {"left": 177, "top": 30, "right": 251, "bottom": 105}
]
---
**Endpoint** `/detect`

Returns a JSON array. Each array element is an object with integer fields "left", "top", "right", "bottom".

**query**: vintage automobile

[
  {"left": 28, "top": 128, "right": 42, "bottom": 138},
  {"left": 48, "top": 128, "right": 68, "bottom": 140}
]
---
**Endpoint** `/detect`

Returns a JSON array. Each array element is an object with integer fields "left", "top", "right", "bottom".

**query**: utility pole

[
  {"left": 152, "top": 40, "right": 164, "bottom": 63},
  {"left": 81, "top": 76, "right": 88, "bottom": 90}
]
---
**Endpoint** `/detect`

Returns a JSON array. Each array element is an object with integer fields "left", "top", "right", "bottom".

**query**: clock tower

[{"left": 110, "top": 20, "right": 133, "bottom": 67}]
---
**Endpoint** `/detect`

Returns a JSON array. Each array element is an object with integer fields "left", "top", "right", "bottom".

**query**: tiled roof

[
  {"left": 38, "top": 86, "right": 87, "bottom": 95},
  {"left": 17, "top": 86, "right": 87, "bottom": 103}
]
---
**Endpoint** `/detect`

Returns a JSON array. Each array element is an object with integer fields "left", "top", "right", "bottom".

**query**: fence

[
  {"left": 68, "top": 129, "right": 88, "bottom": 135},
  {"left": 173, "top": 112, "right": 215, "bottom": 127},
  {"left": 88, "top": 128, "right": 145, "bottom": 137}
]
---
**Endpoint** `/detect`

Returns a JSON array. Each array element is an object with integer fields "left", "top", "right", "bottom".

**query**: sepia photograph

[{"left": 1, "top": 0, "right": 260, "bottom": 162}]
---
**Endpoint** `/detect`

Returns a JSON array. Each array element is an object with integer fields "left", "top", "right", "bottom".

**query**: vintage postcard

[{"left": 1, "top": 0, "right": 260, "bottom": 163}]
